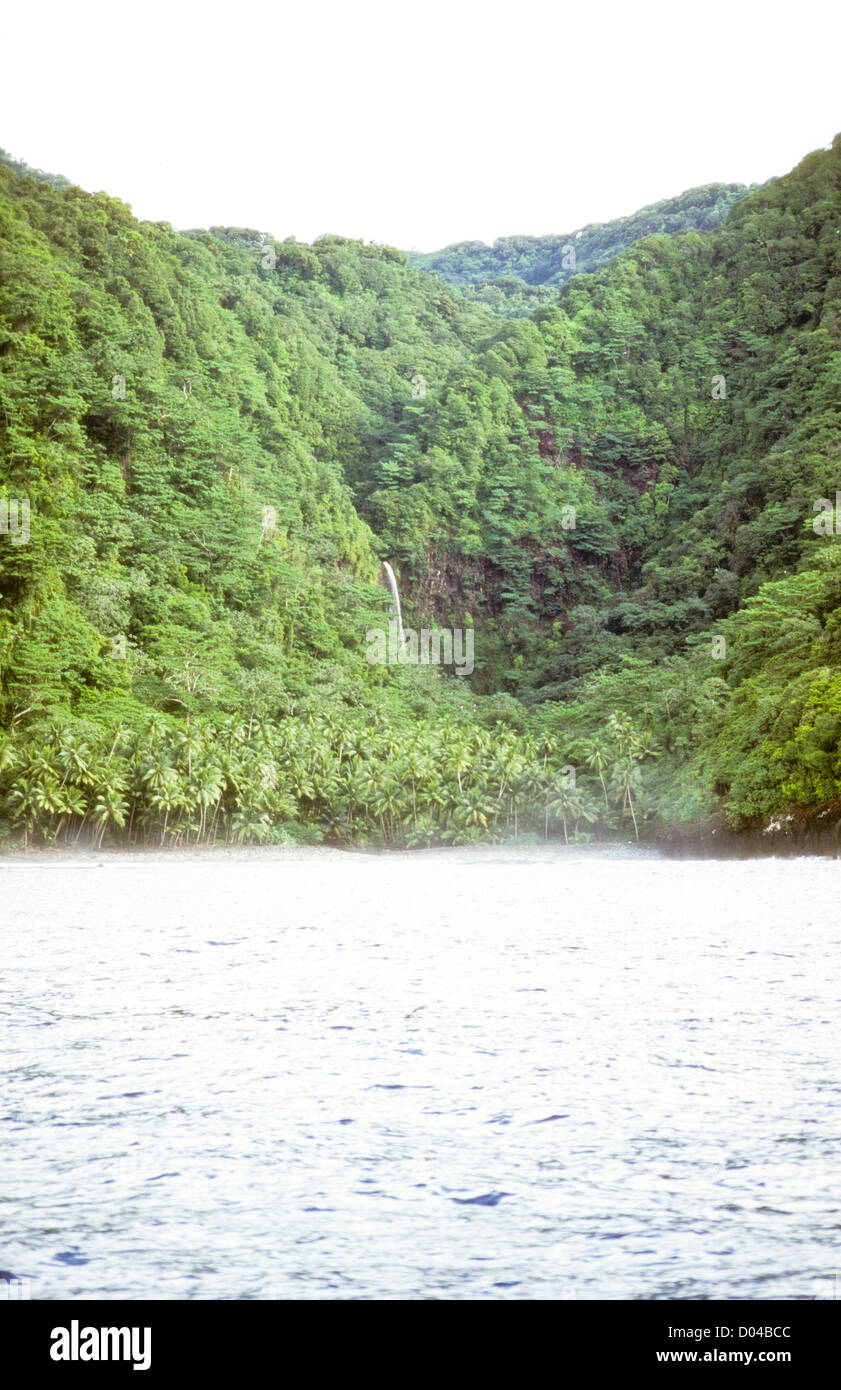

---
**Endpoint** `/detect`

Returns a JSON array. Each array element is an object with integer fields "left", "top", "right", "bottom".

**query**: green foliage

[
  {"left": 409, "top": 183, "right": 755, "bottom": 313},
  {"left": 2, "top": 136, "right": 841, "bottom": 845},
  {"left": 0, "top": 706, "right": 652, "bottom": 849}
]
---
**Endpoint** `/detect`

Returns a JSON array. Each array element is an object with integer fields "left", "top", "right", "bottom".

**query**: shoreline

[
  {"left": 655, "top": 799, "right": 841, "bottom": 859},
  {"left": 2, "top": 810, "right": 841, "bottom": 863}
]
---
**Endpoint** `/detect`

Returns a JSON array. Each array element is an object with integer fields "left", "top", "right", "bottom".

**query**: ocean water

[{"left": 1, "top": 845, "right": 839, "bottom": 1300}]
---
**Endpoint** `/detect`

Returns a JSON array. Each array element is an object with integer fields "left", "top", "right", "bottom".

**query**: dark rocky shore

[{"left": 656, "top": 800, "right": 841, "bottom": 858}]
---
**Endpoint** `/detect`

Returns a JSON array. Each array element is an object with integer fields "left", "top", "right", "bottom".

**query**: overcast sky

[{"left": 2, "top": 0, "right": 839, "bottom": 251}]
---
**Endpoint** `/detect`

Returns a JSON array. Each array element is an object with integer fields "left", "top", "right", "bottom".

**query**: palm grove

[{"left": 1, "top": 136, "right": 840, "bottom": 849}]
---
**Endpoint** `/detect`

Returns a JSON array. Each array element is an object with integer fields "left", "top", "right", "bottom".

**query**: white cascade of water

[{"left": 381, "top": 561, "right": 405, "bottom": 651}]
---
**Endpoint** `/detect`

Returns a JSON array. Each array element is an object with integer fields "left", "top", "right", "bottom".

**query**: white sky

[{"left": 1, "top": 0, "right": 839, "bottom": 251}]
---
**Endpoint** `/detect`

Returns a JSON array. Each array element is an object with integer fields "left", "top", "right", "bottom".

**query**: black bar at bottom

[{"left": 2, "top": 1298, "right": 835, "bottom": 1377}]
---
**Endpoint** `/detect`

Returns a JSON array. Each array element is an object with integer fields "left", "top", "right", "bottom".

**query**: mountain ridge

[{"left": 408, "top": 182, "right": 757, "bottom": 315}]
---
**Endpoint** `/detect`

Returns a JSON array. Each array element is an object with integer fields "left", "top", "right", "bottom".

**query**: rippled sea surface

[{"left": 2, "top": 845, "right": 840, "bottom": 1300}]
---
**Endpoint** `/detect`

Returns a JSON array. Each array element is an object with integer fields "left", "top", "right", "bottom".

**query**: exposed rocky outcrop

[{"left": 656, "top": 801, "right": 841, "bottom": 858}]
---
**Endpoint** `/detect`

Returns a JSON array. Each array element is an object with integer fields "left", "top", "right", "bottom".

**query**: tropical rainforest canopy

[{"left": 1, "top": 135, "right": 840, "bottom": 847}]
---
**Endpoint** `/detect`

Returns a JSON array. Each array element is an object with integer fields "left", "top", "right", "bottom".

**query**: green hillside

[
  {"left": 1, "top": 137, "right": 841, "bottom": 848},
  {"left": 409, "top": 184, "right": 755, "bottom": 315}
]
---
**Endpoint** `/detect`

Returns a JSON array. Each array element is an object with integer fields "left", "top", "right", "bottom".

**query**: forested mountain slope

[
  {"left": 409, "top": 184, "right": 755, "bottom": 315},
  {"left": 1, "top": 137, "right": 841, "bottom": 847}
]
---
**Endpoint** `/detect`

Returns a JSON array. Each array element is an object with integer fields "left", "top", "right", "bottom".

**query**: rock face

[
  {"left": 755, "top": 803, "right": 841, "bottom": 857},
  {"left": 655, "top": 802, "right": 841, "bottom": 859}
]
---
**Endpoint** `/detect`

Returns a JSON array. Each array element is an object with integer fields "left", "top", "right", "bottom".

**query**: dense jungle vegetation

[{"left": 1, "top": 135, "right": 840, "bottom": 848}]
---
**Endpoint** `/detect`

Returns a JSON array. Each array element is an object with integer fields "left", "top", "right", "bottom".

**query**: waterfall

[{"left": 381, "top": 561, "right": 405, "bottom": 650}]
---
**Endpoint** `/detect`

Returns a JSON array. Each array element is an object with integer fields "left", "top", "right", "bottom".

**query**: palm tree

[
  {"left": 191, "top": 762, "right": 224, "bottom": 843},
  {"left": 547, "top": 780, "right": 598, "bottom": 845},
  {"left": 453, "top": 786, "right": 496, "bottom": 835},
  {"left": 579, "top": 738, "right": 610, "bottom": 811},
  {"left": 608, "top": 757, "right": 642, "bottom": 840},
  {"left": 91, "top": 781, "right": 128, "bottom": 848},
  {"left": 605, "top": 711, "right": 657, "bottom": 841}
]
